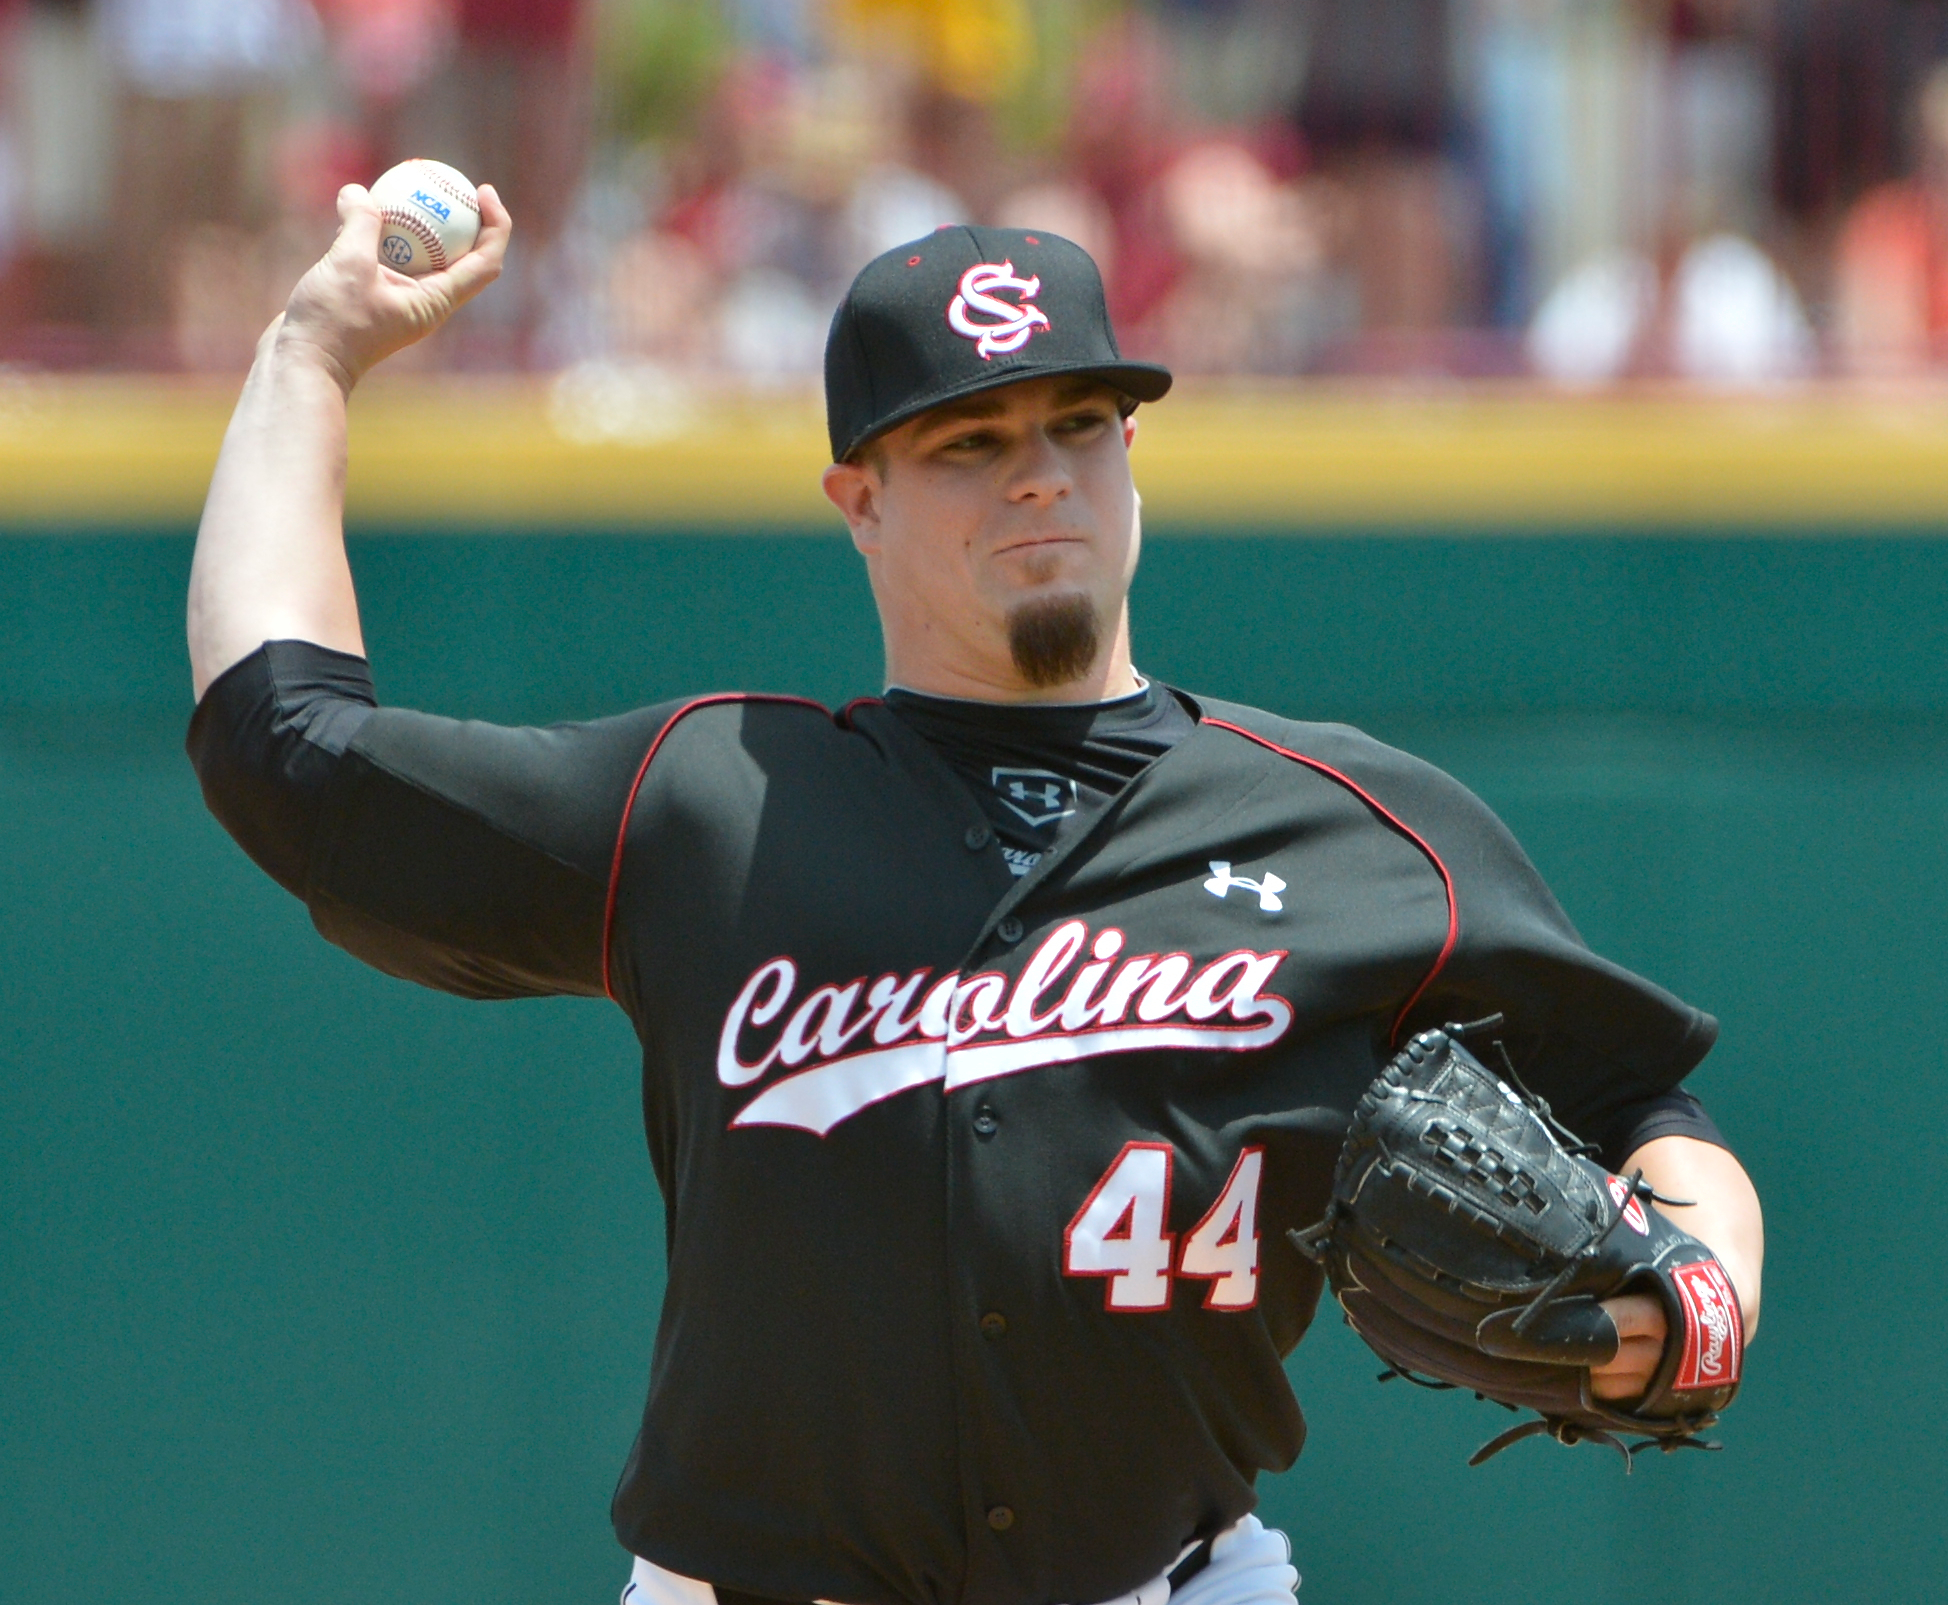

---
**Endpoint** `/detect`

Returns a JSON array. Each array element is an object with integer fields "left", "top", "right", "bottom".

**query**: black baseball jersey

[{"left": 189, "top": 641, "right": 1722, "bottom": 1605}]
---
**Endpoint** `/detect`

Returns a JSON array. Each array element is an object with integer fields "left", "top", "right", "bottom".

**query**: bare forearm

[
  {"left": 188, "top": 322, "right": 362, "bottom": 699},
  {"left": 1629, "top": 1134, "right": 1765, "bottom": 1337},
  {"left": 186, "top": 180, "right": 508, "bottom": 701},
  {"left": 1589, "top": 1133, "right": 1763, "bottom": 1398}
]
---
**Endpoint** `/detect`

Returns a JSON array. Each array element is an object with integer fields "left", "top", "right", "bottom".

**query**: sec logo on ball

[{"left": 367, "top": 158, "right": 480, "bottom": 278}]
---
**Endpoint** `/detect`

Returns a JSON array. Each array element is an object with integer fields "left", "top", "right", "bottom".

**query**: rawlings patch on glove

[{"left": 1290, "top": 1017, "right": 1743, "bottom": 1466}]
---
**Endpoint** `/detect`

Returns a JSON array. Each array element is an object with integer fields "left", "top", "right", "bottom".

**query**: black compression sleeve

[
  {"left": 187, "top": 640, "right": 680, "bottom": 1001},
  {"left": 186, "top": 640, "right": 378, "bottom": 897},
  {"left": 1589, "top": 1087, "right": 1728, "bottom": 1174}
]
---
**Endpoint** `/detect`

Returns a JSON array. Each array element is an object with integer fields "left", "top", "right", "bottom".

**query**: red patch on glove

[{"left": 1671, "top": 1259, "right": 1744, "bottom": 1390}]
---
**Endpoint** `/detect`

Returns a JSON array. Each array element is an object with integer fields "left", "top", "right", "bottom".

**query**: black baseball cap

[{"left": 824, "top": 225, "right": 1173, "bottom": 463}]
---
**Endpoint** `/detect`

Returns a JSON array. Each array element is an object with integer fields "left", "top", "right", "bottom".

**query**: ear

[
  {"left": 822, "top": 461, "right": 884, "bottom": 553},
  {"left": 1123, "top": 413, "right": 1138, "bottom": 450}
]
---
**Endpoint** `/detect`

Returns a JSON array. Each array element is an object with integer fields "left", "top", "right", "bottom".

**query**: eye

[
  {"left": 1054, "top": 408, "right": 1113, "bottom": 436},
  {"left": 940, "top": 429, "right": 999, "bottom": 455}
]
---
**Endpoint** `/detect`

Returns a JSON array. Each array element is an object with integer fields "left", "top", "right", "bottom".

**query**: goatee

[{"left": 1006, "top": 594, "right": 1102, "bottom": 689}]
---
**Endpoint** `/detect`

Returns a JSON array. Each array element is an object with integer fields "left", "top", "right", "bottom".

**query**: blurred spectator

[
  {"left": 1769, "top": 0, "right": 1948, "bottom": 293},
  {"left": 315, "top": 0, "right": 452, "bottom": 101},
  {"left": 99, "top": 0, "right": 318, "bottom": 362},
  {"left": 444, "top": 0, "right": 589, "bottom": 245},
  {"left": 1, "top": 0, "right": 1942, "bottom": 386},
  {"left": 1136, "top": 140, "right": 1339, "bottom": 374},
  {"left": 997, "top": 181, "right": 1115, "bottom": 279},
  {"left": 1294, "top": 0, "right": 1480, "bottom": 363},
  {"left": 1652, "top": 0, "right": 1773, "bottom": 244},
  {"left": 1153, "top": 0, "right": 1308, "bottom": 132},
  {"left": 846, "top": 157, "right": 965, "bottom": 266},
  {"left": 102, "top": 0, "right": 318, "bottom": 94},
  {"left": 1063, "top": 12, "right": 1181, "bottom": 335},
  {"left": 0, "top": 0, "right": 24, "bottom": 285},
  {"left": 1469, "top": 0, "right": 1646, "bottom": 331},
  {"left": 1529, "top": 231, "right": 1813, "bottom": 387},
  {"left": 1, "top": 0, "right": 115, "bottom": 362},
  {"left": 0, "top": 122, "right": 18, "bottom": 287},
  {"left": 167, "top": 114, "right": 376, "bottom": 375},
  {"left": 831, "top": 0, "right": 1032, "bottom": 109},
  {"left": 602, "top": 53, "right": 963, "bottom": 382},
  {"left": 1525, "top": 0, "right": 1813, "bottom": 387},
  {"left": 1834, "top": 61, "right": 1948, "bottom": 376}
]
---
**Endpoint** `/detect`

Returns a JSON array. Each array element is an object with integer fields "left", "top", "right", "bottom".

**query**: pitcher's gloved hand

[{"left": 1291, "top": 1018, "right": 1744, "bottom": 1466}]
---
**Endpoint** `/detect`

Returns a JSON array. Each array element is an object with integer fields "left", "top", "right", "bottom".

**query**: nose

[{"left": 1004, "top": 423, "right": 1073, "bottom": 506}]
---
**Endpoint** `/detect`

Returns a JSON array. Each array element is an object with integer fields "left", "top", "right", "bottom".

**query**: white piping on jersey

[{"left": 722, "top": 920, "right": 1293, "bottom": 1136}]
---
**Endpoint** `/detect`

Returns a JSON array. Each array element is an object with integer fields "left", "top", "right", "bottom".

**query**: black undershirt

[{"left": 884, "top": 680, "right": 1198, "bottom": 878}]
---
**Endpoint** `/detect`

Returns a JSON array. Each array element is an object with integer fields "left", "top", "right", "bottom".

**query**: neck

[{"left": 883, "top": 607, "right": 1141, "bottom": 705}]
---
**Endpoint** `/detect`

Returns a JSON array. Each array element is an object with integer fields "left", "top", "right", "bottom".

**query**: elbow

[
  {"left": 188, "top": 711, "right": 319, "bottom": 899},
  {"left": 184, "top": 643, "right": 374, "bottom": 900}
]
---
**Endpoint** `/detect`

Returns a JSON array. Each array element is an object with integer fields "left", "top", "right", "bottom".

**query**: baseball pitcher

[{"left": 185, "top": 185, "right": 1764, "bottom": 1605}]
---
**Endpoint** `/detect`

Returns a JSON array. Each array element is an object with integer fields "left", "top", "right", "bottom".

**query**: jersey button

[
  {"left": 996, "top": 915, "right": 1025, "bottom": 945},
  {"left": 972, "top": 1106, "right": 999, "bottom": 1139},
  {"left": 964, "top": 824, "right": 992, "bottom": 850},
  {"left": 979, "top": 1311, "right": 1008, "bottom": 1340},
  {"left": 987, "top": 1506, "right": 1015, "bottom": 1532}
]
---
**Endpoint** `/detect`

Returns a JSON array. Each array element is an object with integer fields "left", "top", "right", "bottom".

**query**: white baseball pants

[{"left": 621, "top": 1514, "right": 1299, "bottom": 1605}]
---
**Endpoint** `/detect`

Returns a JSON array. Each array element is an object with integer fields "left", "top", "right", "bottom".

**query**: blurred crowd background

[{"left": 3, "top": 0, "right": 1948, "bottom": 399}]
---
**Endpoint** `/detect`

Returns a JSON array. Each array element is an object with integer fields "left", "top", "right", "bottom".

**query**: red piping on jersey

[
  {"left": 603, "top": 693, "right": 831, "bottom": 1003},
  {"left": 1202, "top": 718, "right": 1458, "bottom": 1043}
]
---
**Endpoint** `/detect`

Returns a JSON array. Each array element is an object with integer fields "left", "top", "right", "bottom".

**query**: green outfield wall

[{"left": 4, "top": 532, "right": 1942, "bottom": 1604}]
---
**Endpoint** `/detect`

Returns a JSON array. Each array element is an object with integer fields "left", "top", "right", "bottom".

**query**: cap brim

[{"left": 836, "top": 358, "right": 1174, "bottom": 462}]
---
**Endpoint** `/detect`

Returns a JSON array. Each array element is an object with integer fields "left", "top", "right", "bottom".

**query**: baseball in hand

[{"left": 368, "top": 159, "right": 482, "bottom": 277}]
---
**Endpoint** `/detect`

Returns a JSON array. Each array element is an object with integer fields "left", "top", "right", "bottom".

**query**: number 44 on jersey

[{"left": 1064, "top": 1143, "right": 1265, "bottom": 1311}]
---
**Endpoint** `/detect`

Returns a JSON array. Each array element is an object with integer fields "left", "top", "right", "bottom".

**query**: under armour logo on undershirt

[
  {"left": 992, "top": 768, "right": 1077, "bottom": 829},
  {"left": 1204, "top": 860, "right": 1286, "bottom": 913}
]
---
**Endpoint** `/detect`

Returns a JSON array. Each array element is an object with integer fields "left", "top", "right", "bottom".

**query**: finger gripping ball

[{"left": 369, "top": 160, "right": 481, "bottom": 277}]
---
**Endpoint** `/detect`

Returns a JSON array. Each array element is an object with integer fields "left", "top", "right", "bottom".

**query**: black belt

[
  {"left": 713, "top": 1536, "right": 1215, "bottom": 1605},
  {"left": 1166, "top": 1534, "right": 1216, "bottom": 1591}
]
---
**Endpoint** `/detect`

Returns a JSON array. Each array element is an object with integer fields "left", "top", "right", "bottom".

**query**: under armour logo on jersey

[
  {"left": 992, "top": 767, "right": 1077, "bottom": 828},
  {"left": 948, "top": 261, "right": 1052, "bottom": 359},
  {"left": 1204, "top": 860, "right": 1286, "bottom": 913}
]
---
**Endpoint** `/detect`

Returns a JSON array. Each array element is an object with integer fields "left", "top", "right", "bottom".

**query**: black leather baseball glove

[{"left": 1291, "top": 1018, "right": 1744, "bottom": 1466}]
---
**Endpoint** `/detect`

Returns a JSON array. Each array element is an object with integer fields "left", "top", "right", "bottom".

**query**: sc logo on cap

[{"left": 947, "top": 261, "right": 1051, "bottom": 359}]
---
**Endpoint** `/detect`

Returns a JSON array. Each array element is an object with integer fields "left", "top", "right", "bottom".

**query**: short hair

[{"left": 849, "top": 436, "right": 890, "bottom": 476}]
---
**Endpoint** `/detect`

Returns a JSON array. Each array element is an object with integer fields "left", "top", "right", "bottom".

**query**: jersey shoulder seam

[
  {"left": 1199, "top": 711, "right": 1460, "bottom": 1043},
  {"left": 601, "top": 691, "right": 834, "bottom": 1003},
  {"left": 1189, "top": 695, "right": 1396, "bottom": 761}
]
